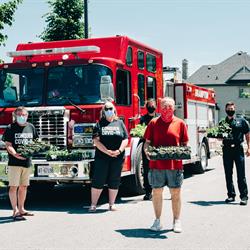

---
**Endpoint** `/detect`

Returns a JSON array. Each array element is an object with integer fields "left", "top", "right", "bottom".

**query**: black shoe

[
  {"left": 143, "top": 193, "right": 152, "bottom": 201},
  {"left": 225, "top": 197, "right": 235, "bottom": 203},
  {"left": 240, "top": 198, "right": 248, "bottom": 206}
]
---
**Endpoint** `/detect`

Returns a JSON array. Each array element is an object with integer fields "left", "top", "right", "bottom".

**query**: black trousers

[
  {"left": 222, "top": 145, "right": 248, "bottom": 199},
  {"left": 142, "top": 142, "right": 152, "bottom": 195},
  {"left": 92, "top": 156, "right": 124, "bottom": 189}
]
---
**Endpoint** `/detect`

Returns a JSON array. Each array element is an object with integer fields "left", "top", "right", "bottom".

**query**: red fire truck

[{"left": 0, "top": 36, "right": 217, "bottom": 193}]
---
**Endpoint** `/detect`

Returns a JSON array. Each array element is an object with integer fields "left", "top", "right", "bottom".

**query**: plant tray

[{"left": 148, "top": 146, "right": 191, "bottom": 160}]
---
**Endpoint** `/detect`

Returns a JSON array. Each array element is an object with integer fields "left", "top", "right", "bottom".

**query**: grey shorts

[{"left": 148, "top": 169, "right": 184, "bottom": 189}]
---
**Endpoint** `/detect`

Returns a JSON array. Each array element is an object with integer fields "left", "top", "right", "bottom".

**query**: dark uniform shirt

[
  {"left": 2, "top": 122, "right": 39, "bottom": 167},
  {"left": 93, "top": 118, "right": 128, "bottom": 159},
  {"left": 222, "top": 117, "right": 250, "bottom": 147},
  {"left": 140, "top": 113, "right": 159, "bottom": 126}
]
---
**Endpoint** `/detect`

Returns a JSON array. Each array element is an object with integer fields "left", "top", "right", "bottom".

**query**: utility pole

[{"left": 84, "top": 0, "right": 88, "bottom": 38}]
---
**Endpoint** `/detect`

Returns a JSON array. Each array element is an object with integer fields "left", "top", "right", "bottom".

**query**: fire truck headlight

[
  {"left": 73, "top": 137, "right": 85, "bottom": 147},
  {"left": 72, "top": 123, "right": 95, "bottom": 147},
  {"left": 72, "top": 136, "right": 93, "bottom": 147}
]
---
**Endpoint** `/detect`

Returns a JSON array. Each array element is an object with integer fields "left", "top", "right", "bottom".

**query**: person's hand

[
  {"left": 14, "top": 153, "right": 26, "bottom": 160},
  {"left": 111, "top": 150, "right": 120, "bottom": 157},
  {"left": 246, "top": 148, "right": 250, "bottom": 157},
  {"left": 105, "top": 150, "right": 114, "bottom": 157},
  {"left": 107, "top": 150, "right": 120, "bottom": 157},
  {"left": 144, "top": 149, "right": 150, "bottom": 161}
]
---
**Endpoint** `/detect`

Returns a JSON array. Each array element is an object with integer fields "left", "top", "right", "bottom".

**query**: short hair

[
  {"left": 160, "top": 97, "right": 175, "bottom": 109},
  {"left": 145, "top": 98, "right": 156, "bottom": 108},
  {"left": 225, "top": 102, "right": 235, "bottom": 109},
  {"left": 13, "top": 106, "right": 28, "bottom": 116},
  {"left": 13, "top": 106, "right": 28, "bottom": 121}
]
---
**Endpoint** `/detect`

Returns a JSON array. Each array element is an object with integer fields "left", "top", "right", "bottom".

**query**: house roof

[{"left": 188, "top": 51, "right": 250, "bottom": 85}]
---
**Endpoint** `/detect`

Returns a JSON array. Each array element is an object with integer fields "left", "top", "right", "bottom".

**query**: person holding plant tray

[
  {"left": 2, "top": 106, "right": 38, "bottom": 221},
  {"left": 89, "top": 101, "right": 128, "bottom": 212},
  {"left": 144, "top": 97, "right": 188, "bottom": 233},
  {"left": 140, "top": 98, "right": 159, "bottom": 201},
  {"left": 222, "top": 102, "right": 250, "bottom": 206}
]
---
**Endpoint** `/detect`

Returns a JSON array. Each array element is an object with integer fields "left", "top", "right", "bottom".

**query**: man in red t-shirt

[{"left": 144, "top": 97, "right": 189, "bottom": 233}]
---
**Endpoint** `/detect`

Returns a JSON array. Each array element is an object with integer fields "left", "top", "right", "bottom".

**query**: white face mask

[
  {"left": 16, "top": 115, "right": 27, "bottom": 125},
  {"left": 104, "top": 109, "right": 114, "bottom": 118}
]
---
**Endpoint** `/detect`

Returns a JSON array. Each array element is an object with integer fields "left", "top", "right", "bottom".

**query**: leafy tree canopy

[
  {"left": 0, "top": 0, "right": 23, "bottom": 46},
  {"left": 40, "top": 0, "right": 85, "bottom": 41}
]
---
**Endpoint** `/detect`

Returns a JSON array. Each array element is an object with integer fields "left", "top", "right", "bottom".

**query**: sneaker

[
  {"left": 173, "top": 219, "right": 182, "bottom": 233},
  {"left": 143, "top": 193, "right": 152, "bottom": 201},
  {"left": 225, "top": 197, "right": 235, "bottom": 203},
  {"left": 240, "top": 198, "right": 248, "bottom": 206},
  {"left": 150, "top": 219, "right": 162, "bottom": 231}
]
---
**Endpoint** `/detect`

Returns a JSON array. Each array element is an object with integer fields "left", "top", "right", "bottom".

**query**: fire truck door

[
  {"left": 196, "top": 103, "right": 209, "bottom": 133},
  {"left": 186, "top": 101, "right": 198, "bottom": 157}
]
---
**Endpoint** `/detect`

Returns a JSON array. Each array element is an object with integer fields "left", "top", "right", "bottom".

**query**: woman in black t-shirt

[{"left": 89, "top": 102, "right": 128, "bottom": 212}]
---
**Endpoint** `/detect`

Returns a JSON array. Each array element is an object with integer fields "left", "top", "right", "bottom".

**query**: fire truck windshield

[
  {"left": 47, "top": 64, "right": 112, "bottom": 105},
  {"left": 0, "top": 64, "right": 112, "bottom": 107},
  {"left": 0, "top": 68, "right": 44, "bottom": 107}
]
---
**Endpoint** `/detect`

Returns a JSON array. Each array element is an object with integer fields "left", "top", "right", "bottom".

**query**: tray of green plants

[
  {"left": 0, "top": 152, "right": 8, "bottom": 162},
  {"left": 46, "top": 149, "right": 84, "bottom": 161},
  {"left": 130, "top": 124, "right": 146, "bottom": 138},
  {"left": 17, "top": 139, "right": 51, "bottom": 158},
  {"left": 207, "top": 120, "right": 232, "bottom": 139},
  {"left": 148, "top": 145, "right": 191, "bottom": 160}
]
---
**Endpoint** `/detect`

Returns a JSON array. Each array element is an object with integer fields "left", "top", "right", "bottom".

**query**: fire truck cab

[{"left": 0, "top": 36, "right": 163, "bottom": 193}]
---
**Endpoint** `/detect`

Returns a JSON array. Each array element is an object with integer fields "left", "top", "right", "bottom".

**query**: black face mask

[
  {"left": 147, "top": 106, "right": 156, "bottom": 114},
  {"left": 226, "top": 110, "right": 235, "bottom": 117}
]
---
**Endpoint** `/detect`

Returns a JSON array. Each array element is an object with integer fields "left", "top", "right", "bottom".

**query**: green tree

[
  {"left": 40, "top": 0, "right": 85, "bottom": 41},
  {"left": 0, "top": 0, "right": 23, "bottom": 46}
]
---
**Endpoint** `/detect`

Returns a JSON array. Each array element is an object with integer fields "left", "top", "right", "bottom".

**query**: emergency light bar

[{"left": 7, "top": 46, "right": 100, "bottom": 58}]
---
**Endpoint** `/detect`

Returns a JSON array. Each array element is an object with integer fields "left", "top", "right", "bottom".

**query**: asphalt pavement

[{"left": 0, "top": 155, "right": 250, "bottom": 250}]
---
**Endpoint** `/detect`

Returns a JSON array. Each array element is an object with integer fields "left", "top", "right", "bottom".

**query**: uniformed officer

[
  {"left": 140, "top": 99, "right": 159, "bottom": 200},
  {"left": 222, "top": 102, "right": 250, "bottom": 205}
]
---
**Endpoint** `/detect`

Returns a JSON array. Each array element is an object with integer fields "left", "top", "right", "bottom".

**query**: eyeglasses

[{"left": 104, "top": 107, "right": 113, "bottom": 111}]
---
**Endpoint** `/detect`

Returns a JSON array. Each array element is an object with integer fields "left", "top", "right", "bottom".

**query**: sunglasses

[{"left": 104, "top": 107, "right": 113, "bottom": 111}]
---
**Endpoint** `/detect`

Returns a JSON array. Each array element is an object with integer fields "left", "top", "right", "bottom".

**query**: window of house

[
  {"left": 146, "top": 54, "right": 156, "bottom": 72},
  {"left": 137, "top": 51, "right": 144, "bottom": 69},
  {"left": 138, "top": 74, "right": 145, "bottom": 106},
  {"left": 126, "top": 47, "right": 133, "bottom": 66},
  {"left": 147, "top": 76, "right": 156, "bottom": 100},
  {"left": 239, "top": 87, "right": 250, "bottom": 98},
  {"left": 116, "top": 69, "right": 131, "bottom": 105}
]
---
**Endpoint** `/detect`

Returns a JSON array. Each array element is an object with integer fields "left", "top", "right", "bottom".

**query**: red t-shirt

[{"left": 144, "top": 116, "right": 189, "bottom": 170}]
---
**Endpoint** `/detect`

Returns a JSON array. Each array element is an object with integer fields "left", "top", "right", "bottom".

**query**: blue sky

[{"left": 1, "top": 0, "right": 250, "bottom": 76}]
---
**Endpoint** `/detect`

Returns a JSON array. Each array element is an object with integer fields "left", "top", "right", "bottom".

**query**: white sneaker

[
  {"left": 150, "top": 219, "right": 162, "bottom": 231},
  {"left": 173, "top": 219, "right": 182, "bottom": 233}
]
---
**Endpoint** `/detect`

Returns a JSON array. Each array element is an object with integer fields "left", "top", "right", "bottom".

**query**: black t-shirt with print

[
  {"left": 93, "top": 118, "right": 128, "bottom": 159},
  {"left": 2, "top": 122, "right": 39, "bottom": 167}
]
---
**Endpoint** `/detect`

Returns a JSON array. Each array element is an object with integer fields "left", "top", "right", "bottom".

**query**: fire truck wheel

[
  {"left": 120, "top": 143, "right": 145, "bottom": 196},
  {"left": 194, "top": 142, "right": 208, "bottom": 174}
]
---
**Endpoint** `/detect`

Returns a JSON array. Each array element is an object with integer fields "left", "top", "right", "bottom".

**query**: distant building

[{"left": 188, "top": 51, "right": 250, "bottom": 122}]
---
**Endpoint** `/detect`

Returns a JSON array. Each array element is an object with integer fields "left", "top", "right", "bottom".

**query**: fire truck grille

[{"left": 28, "top": 111, "right": 67, "bottom": 147}]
